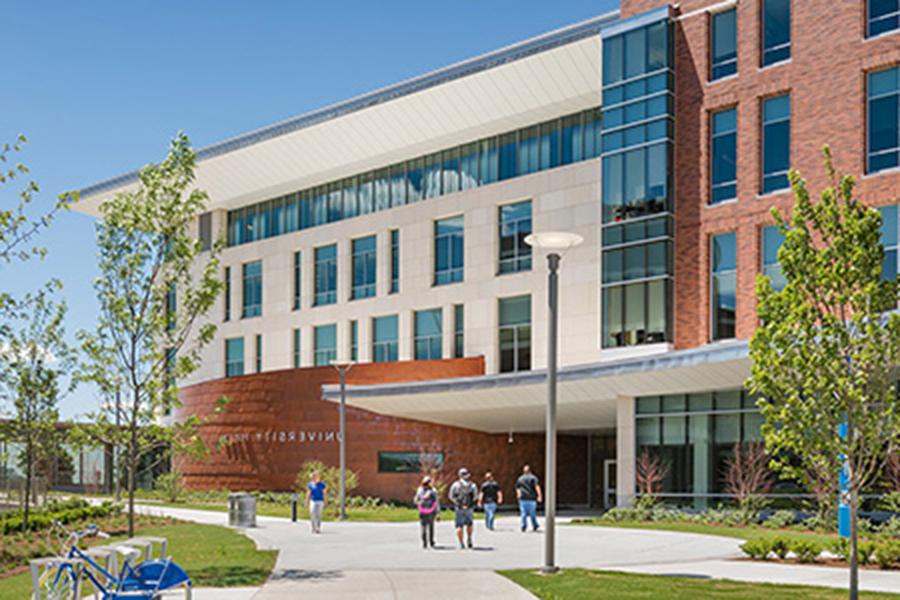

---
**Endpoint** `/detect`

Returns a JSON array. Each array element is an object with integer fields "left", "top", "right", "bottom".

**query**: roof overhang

[
  {"left": 72, "top": 10, "right": 619, "bottom": 217},
  {"left": 322, "top": 341, "right": 751, "bottom": 433}
]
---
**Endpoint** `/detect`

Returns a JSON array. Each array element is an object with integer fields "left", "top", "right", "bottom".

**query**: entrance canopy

[{"left": 322, "top": 341, "right": 750, "bottom": 433}]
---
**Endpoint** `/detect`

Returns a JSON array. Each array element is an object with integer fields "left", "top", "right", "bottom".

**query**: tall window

[
  {"left": 314, "top": 324, "right": 337, "bottom": 366},
  {"left": 761, "top": 226, "right": 786, "bottom": 291},
  {"left": 165, "top": 282, "right": 176, "bottom": 332},
  {"left": 414, "top": 309, "right": 442, "bottom": 360},
  {"left": 879, "top": 205, "right": 899, "bottom": 280},
  {"left": 350, "top": 320, "right": 358, "bottom": 362},
  {"left": 225, "top": 337, "right": 244, "bottom": 377},
  {"left": 711, "top": 232, "right": 737, "bottom": 340},
  {"left": 242, "top": 260, "right": 262, "bottom": 318},
  {"left": 761, "top": 0, "right": 790, "bottom": 67},
  {"left": 454, "top": 304, "right": 464, "bottom": 359},
  {"left": 390, "top": 229, "right": 399, "bottom": 294},
  {"left": 710, "top": 108, "right": 737, "bottom": 204},
  {"left": 224, "top": 266, "right": 231, "bottom": 321},
  {"left": 293, "top": 328, "right": 301, "bottom": 368},
  {"left": 498, "top": 201, "right": 532, "bottom": 274},
  {"left": 868, "top": 67, "right": 899, "bottom": 174},
  {"left": 314, "top": 244, "right": 337, "bottom": 306},
  {"left": 293, "top": 251, "right": 301, "bottom": 310},
  {"left": 869, "top": 0, "right": 900, "bottom": 37},
  {"left": 499, "top": 295, "right": 531, "bottom": 373},
  {"left": 372, "top": 315, "right": 399, "bottom": 363},
  {"left": 434, "top": 216, "right": 464, "bottom": 285},
  {"left": 710, "top": 9, "right": 737, "bottom": 80},
  {"left": 351, "top": 235, "right": 377, "bottom": 300},
  {"left": 761, "top": 94, "right": 790, "bottom": 194},
  {"left": 254, "top": 334, "right": 262, "bottom": 373}
]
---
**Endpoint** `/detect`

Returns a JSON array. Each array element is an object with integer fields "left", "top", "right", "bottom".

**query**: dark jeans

[{"left": 419, "top": 513, "right": 435, "bottom": 546}]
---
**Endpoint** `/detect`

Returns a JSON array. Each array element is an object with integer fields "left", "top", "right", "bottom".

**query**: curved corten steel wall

[{"left": 174, "top": 357, "right": 588, "bottom": 504}]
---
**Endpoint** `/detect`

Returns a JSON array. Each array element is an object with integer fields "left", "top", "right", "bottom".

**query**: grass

[
  {"left": 570, "top": 518, "right": 841, "bottom": 546},
  {"left": 148, "top": 499, "right": 425, "bottom": 522},
  {"left": 500, "top": 568, "right": 900, "bottom": 599},
  {"left": 0, "top": 522, "right": 276, "bottom": 600}
]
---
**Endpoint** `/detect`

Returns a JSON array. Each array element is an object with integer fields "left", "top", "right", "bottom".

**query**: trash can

[{"left": 228, "top": 493, "right": 257, "bottom": 528}]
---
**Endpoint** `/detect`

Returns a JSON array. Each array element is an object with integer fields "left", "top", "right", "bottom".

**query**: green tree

[
  {"left": 77, "top": 133, "right": 224, "bottom": 536},
  {"left": 0, "top": 282, "right": 76, "bottom": 528},
  {"left": 747, "top": 147, "right": 900, "bottom": 600}
]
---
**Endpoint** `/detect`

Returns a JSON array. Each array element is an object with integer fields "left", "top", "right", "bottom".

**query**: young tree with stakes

[
  {"left": 0, "top": 283, "right": 76, "bottom": 528},
  {"left": 77, "top": 133, "right": 224, "bottom": 536},
  {"left": 748, "top": 147, "right": 900, "bottom": 600}
]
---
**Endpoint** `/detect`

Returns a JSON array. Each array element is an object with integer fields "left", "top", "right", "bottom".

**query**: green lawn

[
  {"left": 153, "top": 500, "right": 425, "bottom": 522},
  {"left": 501, "top": 569, "right": 900, "bottom": 599},
  {"left": 570, "top": 518, "right": 840, "bottom": 546},
  {"left": 0, "top": 522, "right": 276, "bottom": 600}
]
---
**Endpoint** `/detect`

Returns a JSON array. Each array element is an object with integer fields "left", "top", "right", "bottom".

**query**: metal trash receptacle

[{"left": 228, "top": 492, "right": 257, "bottom": 528}]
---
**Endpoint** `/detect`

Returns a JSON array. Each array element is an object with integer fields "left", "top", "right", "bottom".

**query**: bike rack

[
  {"left": 124, "top": 537, "right": 168, "bottom": 561},
  {"left": 29, "top": 556, "right": 84, "bottom": 600}
]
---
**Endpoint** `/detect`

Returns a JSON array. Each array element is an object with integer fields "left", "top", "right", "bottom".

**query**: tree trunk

[
  {"left": 849, "top": 487, "right": 859, "bottom": 600},
  {"left": 23, "top": 439, "right": 32, "bottom": 531},
  {"left": 127, "top": 436, "right": 136, "bottom": 538}
]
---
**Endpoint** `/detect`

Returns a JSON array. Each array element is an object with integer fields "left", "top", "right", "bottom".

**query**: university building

[{"left": 74, "top": 0, "right": 900, "bottom": 508}]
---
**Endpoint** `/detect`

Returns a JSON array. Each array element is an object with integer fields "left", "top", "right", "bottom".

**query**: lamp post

[
  {"left": 330, "top": 360, "right": 355, "bottom": 520},
  {"left": 524, "top": 231, "right": 583, "bottom": 574}
]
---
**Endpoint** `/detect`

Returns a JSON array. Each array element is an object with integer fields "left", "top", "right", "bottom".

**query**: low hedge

[{"left": 0, "top": 500, "right": 119, "bottom": 534}]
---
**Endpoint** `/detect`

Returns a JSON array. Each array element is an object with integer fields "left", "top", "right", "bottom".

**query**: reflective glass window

[
  {"left": 711, "top": 9, "right": 737, "bottom": 80},
  {"left": 711, "top": 232, "right": 737, "bottom": 340},
  {"left": 762, "top": 0, "right": 791, "bottom": 66},
  {"left": 498, "top": 201, "right": 532, "bottom": 274},
  {"left": 711, "top": 108, "right": 737, "bottom": 204},
  {"left": 241, "top": 260, "right": 262, "bottom": 318},
  {"left": 499, "top": 295, "right": 531, "bottom": 373},
  {"left": 372, "top": 315, "right": 399, "bottom": 363},
  {"left": 414, "top": 308, "right": 442, "bottom": 360},
  {"left": 314, "top": 244, "right": 337, "bottom": 306},
  {"left": 868, "top": 67, "right": 899, "bottom": 173},
  {"left": 314, "top": 324, "right": 337, "bottom": 366},
  {"left": 351, "top": 235, "right": 376, "bottom": 300},
  {"left": 762, "top": 94, "right": 791, "bottom": 193},
  {"left": 434, "top": 216, "right": 464, "bottom": 285}
]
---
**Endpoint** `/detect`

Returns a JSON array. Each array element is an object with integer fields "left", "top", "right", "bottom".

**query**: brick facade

[
  {"left": 622, "top": 0, "right": 900, "bottom": 349},
  {"left": 174, "top": 357, "right": 589, "bottom": 505}
]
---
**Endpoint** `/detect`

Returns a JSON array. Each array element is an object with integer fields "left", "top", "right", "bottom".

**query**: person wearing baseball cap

[{"left": 448, "top": 467, "right": 478, "bottom": 549}]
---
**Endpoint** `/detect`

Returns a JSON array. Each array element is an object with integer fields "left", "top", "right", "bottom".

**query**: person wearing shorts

[{"left": 448, "top": 467, "right": 478, "bottom": 549}]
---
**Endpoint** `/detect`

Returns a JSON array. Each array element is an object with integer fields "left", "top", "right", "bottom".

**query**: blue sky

[{"left": 1, "top": 0, "right": 618, "bottom": 418}]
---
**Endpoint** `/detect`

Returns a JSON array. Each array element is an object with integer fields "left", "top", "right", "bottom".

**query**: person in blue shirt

[{"left": 306, "top": 471, "right": 327, "bottom": 534}]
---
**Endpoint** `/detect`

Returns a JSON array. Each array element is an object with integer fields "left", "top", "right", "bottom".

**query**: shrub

[
  {"left": 829, "top": 537, "right": 851, "bottom": 562},
  {"left": 154, "top": 471, "right": 185, "bottom": 503},
  {"left": 875, "top": 540, "right": 900, "bottom": 570},
  {"left": 740, "top": 538, "right": 772, "bottom": 560},
  {"left": 790, "top": 539, "right": 823, "bottom": 563},
  {"left": 294, "top": 460, "right": 359, "bottom": 503},
  {"left": 881, "top": 491, "right": 900, "bottom": 514},
  {"left": 880, "top": 517, "right": 900, "bottom": 538},
  {"left": 763, "top": 510, "right": 796, "bottom": 529},
  {"left": 599, "top": 508, "right": 640, "bottom": 523},
  {"left": 859, "top": 540, "right": 877, "bottom": 566},
  {"left": 771, "top": 536, "right": 791, "bottom": 560}
]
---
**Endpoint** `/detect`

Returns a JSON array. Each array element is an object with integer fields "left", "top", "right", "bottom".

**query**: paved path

[{"left": 135, "top": 504, "right": 900, "bottom": 598}]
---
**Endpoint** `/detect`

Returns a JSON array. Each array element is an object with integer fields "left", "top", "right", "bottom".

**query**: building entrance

[{"left": 589, "top": 432, "right": 616, "bottom": 508}]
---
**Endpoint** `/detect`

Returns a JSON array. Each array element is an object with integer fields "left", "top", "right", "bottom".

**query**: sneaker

[
  {"left": 467, "top": 538, "right": 473, "bottom": 549},
  {"left": 459, "top": 542, "right": 466, "bottom": 550}
]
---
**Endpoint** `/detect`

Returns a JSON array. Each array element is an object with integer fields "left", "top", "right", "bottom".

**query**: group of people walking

[{"left": 414, "top": 464, "right": 543, "bottom": 550}]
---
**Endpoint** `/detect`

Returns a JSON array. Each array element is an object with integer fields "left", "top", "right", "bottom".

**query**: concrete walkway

[{"left": 134, "top": 504, "right": 900, "bottom": 598}]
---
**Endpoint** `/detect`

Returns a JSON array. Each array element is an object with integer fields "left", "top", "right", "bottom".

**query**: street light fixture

[
  {"left": 524, "top": 230, "right": 583, "bottom": 574},
  {"left": 330, "top": 359, "right": 355, "bottom": 520}
]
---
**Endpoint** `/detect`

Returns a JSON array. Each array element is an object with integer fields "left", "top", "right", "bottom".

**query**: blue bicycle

[{"left": 32, "top": 521, "right": 192, "bottom": 600}]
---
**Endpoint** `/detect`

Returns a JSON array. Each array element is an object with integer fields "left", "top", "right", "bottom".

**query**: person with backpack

[
  {"left": 515, "top": 464, "right": 542, "bottom": 532},
  {"left": 448, "top": 467, "right": 478, "bottom": 549},
  {"left": 414, "top": 476, "right": 440, "bottom": 549},
  {"left": 478, "top": 471, "right": 503, "bottom": 531}
]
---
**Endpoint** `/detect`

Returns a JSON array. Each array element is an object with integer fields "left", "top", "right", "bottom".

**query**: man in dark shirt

[
  {"left": 515, "top": 464, "right": 542, "bottom": 532},
  {"left": 478, "top": 472, "right": 503, "bottom": 531}
]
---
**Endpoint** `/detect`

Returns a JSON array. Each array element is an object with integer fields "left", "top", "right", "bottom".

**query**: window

[
  {"left": 710, "top": 108, "right": 737, "bottom": 204},
  {"left": 869, "top": 0, "right": 900, "bottom": 37},
  {"left": 241, "top": 260, "right": 262, "bottom": 318},
  {"left": 378, "top": 451, "right": 444, "bottom": 473},
  {"left": 314, "top": 324, "right": 337, "bottom": 366},
  {"left": 390, "top": 229, "right": 399, "bottom": 294},
  {"left": 879, "top": 205, "right": 899, "bottom": 280},
  {"left": 711, "top": 232, "right": 737, "bottom": 340},
  {"left": 254, "top": 334, "right": 262, "bottom": 373},
  {"left": 351, "top": 235, "right": 377, "bottom": 300},
  {"left": 761, "top": 0, "right": 790, "bottom": 66},
  {"left": 414, "top": 309, "right": 442, "bottom": 360},
  {"left": 454, "top": 304, "right": 464, "bottom": 358},
  {"left": 293, "top": 251, "right": 301, "bottom": 310},
  {"left": 372, "top": 315, "right": 399, "bottom": 363},
  {"left": 293, "top": 329, "right": 301, "bottom": 368},
  {"left": 314, "top": 244, "right": 337, "bottom": 306},
  {"left": 761, "top": 226, "right": 786, "bottom": 291},
  {"left": 499, "top": 295, "right": 531, "bottom": 373},
  {"left": 761, "top": 94, "right": 790, "bottom": 194},
  {"left": 224, "top": 267, "right": 231, "bottom": 321},
  {"left": 868, "top": 67, "right": 899, "bottom": 174},
  {"left": 165, "top": 282, "right": 176, "bottom": 332},
  {"left": 198, "top": 212, "right": 212, "bottom": 252},
  {"left": 225, "top": 337, "right": 244, "bottom": 377},
  {"left": 710, "top": 9, "right": 737, "bottom": 80},
  {"left": 434, "top": 216, "right": 464, "bottom": 285},
  {"left": 499, "top": 201, "right": 533, "bottom": 274},
  {"left": 350, "top": 320, "right": 358, "bottom": 362}
]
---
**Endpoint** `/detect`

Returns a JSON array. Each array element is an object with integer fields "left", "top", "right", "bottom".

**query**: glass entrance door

[{"left": 603, "top": 459, "right": 617, "bottom": 509}]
